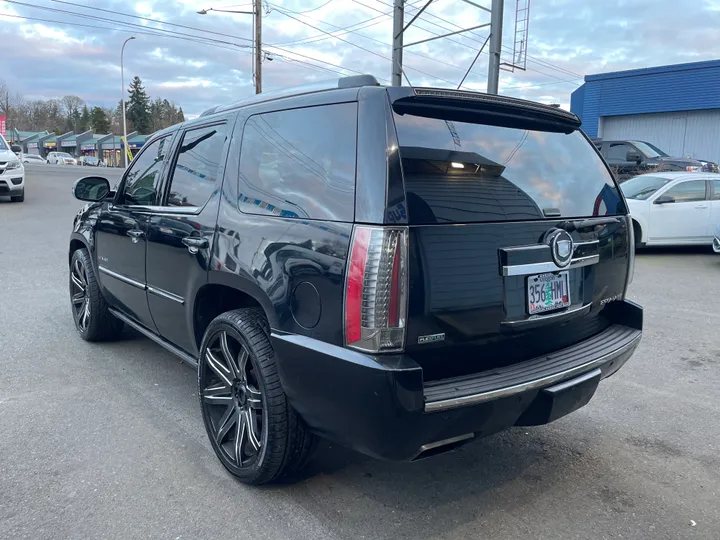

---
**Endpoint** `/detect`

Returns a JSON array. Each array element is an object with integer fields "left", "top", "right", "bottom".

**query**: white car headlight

[{"left": 7, "top": 159, "right": 22, "bottom": 170}]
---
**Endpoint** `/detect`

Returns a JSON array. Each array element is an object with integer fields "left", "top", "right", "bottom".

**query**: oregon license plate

[{"left": 527, "top": 272, "right": 570, "bottom": 315}]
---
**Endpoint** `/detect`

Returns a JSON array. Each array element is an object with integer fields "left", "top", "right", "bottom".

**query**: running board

[{"left": 109, "top": 308, "right": 198, "bottom": 368}]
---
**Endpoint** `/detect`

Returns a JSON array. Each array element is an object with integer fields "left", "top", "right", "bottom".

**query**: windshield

[
  {"left": 59, "top": 152, "right": 72, "bottom": 158},
  {"left": 620, "top": 175, "right": 673, "bottom": 200},
  {"left": 0, "top": 136, "right": 7, "bottom": 151},
  {"left": 393, "top": 113, "right": 625, "bottom": 224},
  {"left": 632, "top": 142, "right": 667, "bottom": 158}
]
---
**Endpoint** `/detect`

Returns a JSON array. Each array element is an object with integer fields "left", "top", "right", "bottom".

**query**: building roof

[{"left": 585, "top": 59, "right": 720, "bottom": 83}]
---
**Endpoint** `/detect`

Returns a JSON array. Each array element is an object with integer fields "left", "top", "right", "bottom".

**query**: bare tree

[{"left": 0, "top": 80, "right": 26, "bottom": 132}]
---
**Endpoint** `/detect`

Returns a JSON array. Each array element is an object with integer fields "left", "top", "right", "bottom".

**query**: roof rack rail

[{"left": 215, "top": 74, "right": 380, "bottom": 114}]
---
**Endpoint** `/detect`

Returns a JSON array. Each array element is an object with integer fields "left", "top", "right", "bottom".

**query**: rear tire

[
  {"left": 198, "top": 309, "right": 315, "bottom": 485},
  {"left": 69, "top": 248, "right": 124, "bottom": 341}
]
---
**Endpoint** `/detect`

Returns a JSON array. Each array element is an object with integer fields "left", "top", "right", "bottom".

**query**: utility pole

[
  {"left": 391, "top": 0, "right": 404, "bottom": 86},
  {"left": 254, "top": 0, "right": 262, "bottom": 94},
  {"left": 487, "top": 0, "right": 504, "bottom": 94}
]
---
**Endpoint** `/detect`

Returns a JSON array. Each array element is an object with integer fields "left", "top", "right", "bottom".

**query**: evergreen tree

[
  {"left": 90, "top": 106, "right": 110, "bottom": 133},
  {"left": 78, "top": 105, "right": 91, "bottom": 132},
  {"left": 177, "top": 106, "right": 185, "bottom": 123},
  {"left": 126, "top": 76, "right": 150, "bottom": 134}
]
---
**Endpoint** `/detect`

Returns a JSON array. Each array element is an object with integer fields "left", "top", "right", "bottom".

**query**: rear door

[
  {"left": 648, "top": 179, "right": 710, "bottom": 242},
  {"left": 389, "top": 96, "right": 630, "bottom": 381},
  {"left": 146, "top": 119, "right": 232, "bottom": 355}
]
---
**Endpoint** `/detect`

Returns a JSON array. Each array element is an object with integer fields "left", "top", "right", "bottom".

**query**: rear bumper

[{"left": 272, "top": 299, "right": 642, "bottom": 461}]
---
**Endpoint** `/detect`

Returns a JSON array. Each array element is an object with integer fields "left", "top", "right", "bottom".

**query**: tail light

[
  {"left": 626, "top": 216, "right": 635, "bottom": 290},
  {"left": 344, "top": 225, "right": 408, "bottom": 353}
]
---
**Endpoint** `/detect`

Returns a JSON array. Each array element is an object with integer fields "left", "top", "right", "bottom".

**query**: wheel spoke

[
  {"left": 80, "top": 300, "right": 90, "bottom": 329},
  {"left": 246, "top": 385, "right": 262, "bottom": 409},
  {"left": 237, "top": 347, "right": 249, "bottom": 383},
  {"left": 219, "top": 332, "right": 239, "bottom": 379},
  {"left": 205, "top": 349, "right": 233, "bottom": 387},
  {"left": 202, "top": 383, "right": 232, "bottom": 405},
  {"left": 244, "top": 408, "right": 261, "bottom": 451},
  {"left": 235, "top": 409, "right": 247, "bottom": 465},
  {"left": 71, "top": 273, "right": 85, "bottom": 292},
  {"left": 72, "top": 292, "right": 85, "bottom": 305},
  {"left": 215, "top": 404, "right": 237, "bottom": 445}
]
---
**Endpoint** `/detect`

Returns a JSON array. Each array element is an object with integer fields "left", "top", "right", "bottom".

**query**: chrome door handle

[
  {"left": 127, "top": 229, "right": 144, "bottom": 243},
  {"left": 182, "top": 237, "right": 209, "bottom": 254}
]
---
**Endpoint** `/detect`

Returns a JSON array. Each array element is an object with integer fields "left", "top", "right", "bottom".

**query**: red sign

[{"left": 0, "top": 116, "right": 5, "bottom": 139}]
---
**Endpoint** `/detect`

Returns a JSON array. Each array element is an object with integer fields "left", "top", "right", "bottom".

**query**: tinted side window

[
  {"left": 238, "top": 103, "right": 357, "bottom": 221},
  {"left": 711, "top": 180, "right": 720, "bottom": 200},
  {"left": 122, "top": 136, "right": 171, "bottom": 205},
  {"left": 166, "top": 124, "right": 227, "bottom": 208},
  {"left": 607, "top": 143, "right": 632, "bottom": 161},
  {"left": 663, "top": 180, "right": 706, "bottom": 202}
]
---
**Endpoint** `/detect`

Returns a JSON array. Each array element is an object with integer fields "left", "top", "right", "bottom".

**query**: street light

[
  {"left": 198, "top": 5, "right": 261, "bottom": 94},
  {"left": 121, "top": 36, "right": 136, "bottom": 168}
]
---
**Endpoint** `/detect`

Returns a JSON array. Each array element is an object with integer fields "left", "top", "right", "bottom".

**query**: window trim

[
  {"left": 155, "top": 119, "right": 229, "bottom": 213},
  {"left": 113, "top": 133, "right": 176, "bottom": 208}
]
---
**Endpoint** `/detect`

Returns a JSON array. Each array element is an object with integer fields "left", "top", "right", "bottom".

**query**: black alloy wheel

[
  {"left": 198, "top": 309, "right": 316, "bottom": 485},
  {"left": 200, "top": 329, "right": 264, "bottom": 469},
  {"left": 69, "top": 248, "right": 124, "bottom": 341},
  {"left": 70, "top": 257, "right": 91, "bottom": 332}
]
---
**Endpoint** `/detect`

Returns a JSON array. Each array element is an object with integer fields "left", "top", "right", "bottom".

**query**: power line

[
  {"left": 292, "top": 0, "right": 334, "bottom": 13},
  {"left": 267, "top": 1, "right": 466, "bottom": 72},
  {"left": 270, "top": 5, "right": 458, "bottom": 86},
  {"left": 50, "top": 0, "right": 253, "bottom": 43}
]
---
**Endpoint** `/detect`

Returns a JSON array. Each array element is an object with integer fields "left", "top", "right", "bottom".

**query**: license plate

[{"left": 527, "top": 272, "right": 570, "bottom": 315}]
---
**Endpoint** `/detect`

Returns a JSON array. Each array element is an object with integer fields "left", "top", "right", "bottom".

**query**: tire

[
  {"left": 198, "top": 309, "right": 315, "bottom": 485},
  {"left": 632, "top": 221, "right": 644, "bottom": 249},
  {"left": 69, "top": 248, "right": 124, "bottom": 341},
  {"left": 11, "top": 191, "right": 24, "bottom": 202}
]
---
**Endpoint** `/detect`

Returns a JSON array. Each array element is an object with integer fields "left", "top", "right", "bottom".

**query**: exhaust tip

[{"left": 412, "top": 433, "right": 474, "bottom": 461}]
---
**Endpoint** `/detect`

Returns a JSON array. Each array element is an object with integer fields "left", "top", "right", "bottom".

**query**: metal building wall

[
  {"left": 601, "top": 110, "right": 720, "bottom": 163},
  {"left": 570, "top": 59, "right": 720, "bottom": 138}
]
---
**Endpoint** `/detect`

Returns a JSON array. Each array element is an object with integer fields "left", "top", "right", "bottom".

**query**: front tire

[
  {"left": 69, "top": 248, "right": 123, "bottom": 341},
  {"left": 11, "top": 191, "right": 24, "bottom": 202},
  {"left": 198, "top": 309, "right": 315, "bottom": 485}
]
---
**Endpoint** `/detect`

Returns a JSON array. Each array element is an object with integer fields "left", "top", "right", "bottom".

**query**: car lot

[{"left": 1, "top": 165, "right": 719, "bottom": 539}]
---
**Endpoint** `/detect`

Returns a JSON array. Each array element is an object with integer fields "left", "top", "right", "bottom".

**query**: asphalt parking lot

[{"left": 1, "top": 165, "right": 719, "bottom": 540}]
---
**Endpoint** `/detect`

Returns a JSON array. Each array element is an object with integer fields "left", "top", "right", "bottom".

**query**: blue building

[{"left": 571, "top": 60, "right": 720, "bottom": 163}]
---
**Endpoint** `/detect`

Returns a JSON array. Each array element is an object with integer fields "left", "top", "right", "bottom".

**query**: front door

[
  {"left": 95, "top": 135, "right": 174, "bottom": 329},
  {"left": 146, "top": 121, "right": 230, "bottom": 355},
  {"left": 649, "top": 179, "right": 710, "bottom": 242}
]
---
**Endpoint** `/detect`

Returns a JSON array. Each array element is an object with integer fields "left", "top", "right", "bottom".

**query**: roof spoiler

[{"left": 388, "top": 87, "right": 582, "bottom": 134}]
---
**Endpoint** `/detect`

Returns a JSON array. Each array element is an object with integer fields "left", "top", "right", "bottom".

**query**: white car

[
  {"left": 47, "top": 151, "right": 77, "bottom": 165},
  {"left": 0, "top": 134, "right": 25, "bottom": 202},
  {"left": 622, "top": 172, "right": 720, "bottom": 247},
  {"left": 22, "top": 153, "right": 46, "bottom": 165}
]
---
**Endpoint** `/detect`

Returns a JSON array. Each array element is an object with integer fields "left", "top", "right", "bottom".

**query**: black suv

[
  {"left": 595, "top": 139, "right": 706, "bottom": 181},
  {"left": 68, "top": 76, "right": 643, "bottom": 485}
]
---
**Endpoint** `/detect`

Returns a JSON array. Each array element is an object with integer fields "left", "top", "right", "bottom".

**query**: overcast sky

[{"left": 2, "top": 0, "right": 720, "bottom": 119}]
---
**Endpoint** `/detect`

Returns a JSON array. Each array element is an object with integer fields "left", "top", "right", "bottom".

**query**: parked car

[
  {"left": 78, "top": 156, "right": 101, "bottom": 167},
  {"left": 622, "top": 172, "right": 720, "bottom": 247},
  {"left": 0, "top": 133, "right": 25, "bottom": 202},
  {"left": 47, "top": 151, "right": 77, "bottom": 165},
  {"left": 595, "top": 140, "right": 704, "bottom": 181},
  {"left": 22, "top": 153, "right": 46, "bottom": 165},
  {"left": 68, "top": 76, "right": 643, "bottom": 485}
]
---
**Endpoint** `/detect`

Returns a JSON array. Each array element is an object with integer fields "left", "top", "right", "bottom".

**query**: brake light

[{"left": 344, "top": 226, "right": 408, "bottom": 353}]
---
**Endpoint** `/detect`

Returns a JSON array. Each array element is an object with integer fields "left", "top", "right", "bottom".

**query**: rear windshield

[
  {"left": 393, "top": 113, "right": 625, "bottom": 224},
  {"left": 620, "top": 175, "right": 674, "bottom": 200}
]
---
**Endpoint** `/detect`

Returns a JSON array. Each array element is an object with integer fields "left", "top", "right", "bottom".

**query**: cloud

[{"left": 2, "top": 0, "right": 719, "bottom": 122}]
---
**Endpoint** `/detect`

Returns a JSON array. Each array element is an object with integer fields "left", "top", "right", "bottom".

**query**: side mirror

[
  {"left": 72, "top": 176, "right": 111, "bottom": 202},
  {"left": 11, "top": 144, "right": 22, "bottom": 155},
  {"left": 654, "top": 195, "right": 675, "bottom": 205},
  {"left": 626, "top": 151, "right": 643, "bottom": 164}
]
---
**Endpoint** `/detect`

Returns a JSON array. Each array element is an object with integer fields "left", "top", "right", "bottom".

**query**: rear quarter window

[
  {"left": 393, "top": 113, "right": 625, "bottom": 224},
  {"left": 237, "top": 103, "right": 357, "bottom": 222}
]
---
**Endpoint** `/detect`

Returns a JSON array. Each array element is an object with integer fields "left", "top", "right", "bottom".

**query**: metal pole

[
  {"left": 487, "top": 0, "right": 503, "bottom": 94},
  {"left": 121, "top": 36, "right": 135, "bottom": 168},
  {"left": 391, "top": 0, "right": 404, "bottom": 86},
  {"left": 254, "top": 0, "right": 262, "bottom": 94}
]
